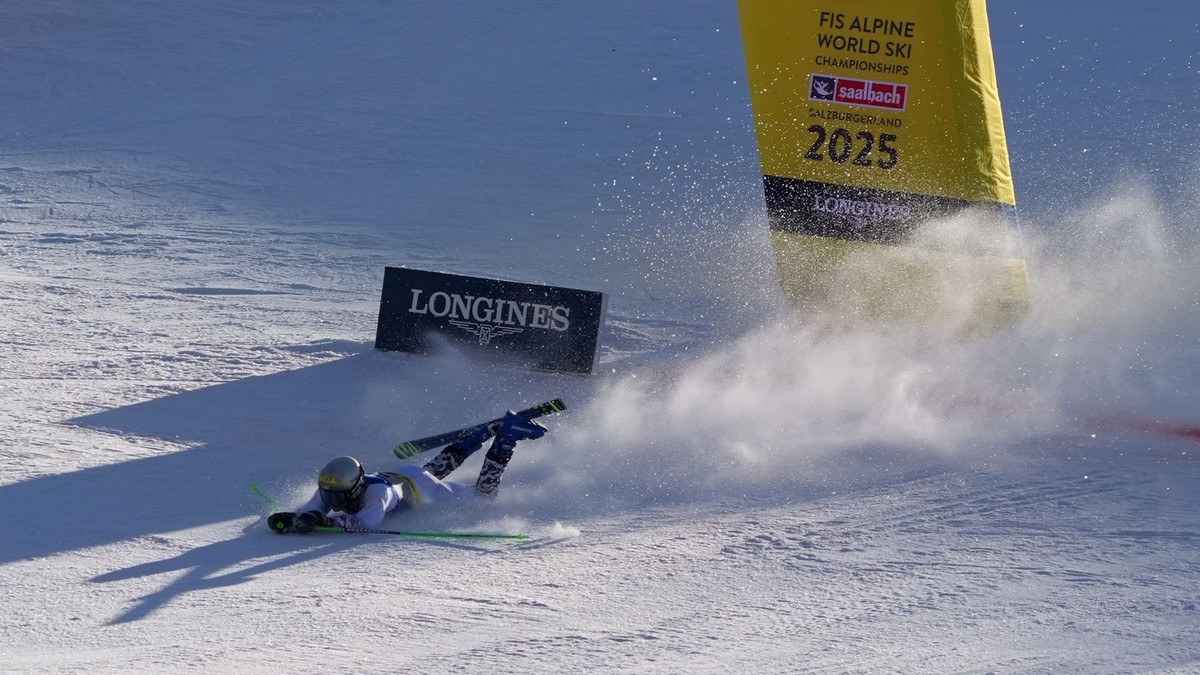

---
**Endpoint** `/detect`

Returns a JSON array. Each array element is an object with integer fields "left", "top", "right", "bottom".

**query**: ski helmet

[{"left": 317, "top": 456, "right": 366, "bottom": 512}]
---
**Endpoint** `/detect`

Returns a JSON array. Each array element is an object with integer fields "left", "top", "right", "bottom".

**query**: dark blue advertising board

[{"left": 375, "top": 267, "right": 607, "bottom": 375}]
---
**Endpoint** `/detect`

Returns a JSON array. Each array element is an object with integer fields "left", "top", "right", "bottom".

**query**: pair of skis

[{"left": 392, "top": 398, "right": 567, "bottom": 459}]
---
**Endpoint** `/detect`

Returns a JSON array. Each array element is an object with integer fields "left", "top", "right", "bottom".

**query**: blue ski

[{"left": 393, "top": 398, "right": 567, "bottom": 459}]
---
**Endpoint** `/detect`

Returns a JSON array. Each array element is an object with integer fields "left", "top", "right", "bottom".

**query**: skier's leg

[
  {"left": 475, "top": 411, "right": 546, "bottom": 498},
  {"left": 423, "top": 426, "right": 493, "bottom": 480}
]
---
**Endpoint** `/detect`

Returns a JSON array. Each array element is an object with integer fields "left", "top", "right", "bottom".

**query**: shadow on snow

[{"left": 0, "top": 344, "right": 578, "bottom": 620}]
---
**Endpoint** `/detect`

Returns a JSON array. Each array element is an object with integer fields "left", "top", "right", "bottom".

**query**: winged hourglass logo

[{"left": 448, "top": 320, "right": 525, "bottom": 345}]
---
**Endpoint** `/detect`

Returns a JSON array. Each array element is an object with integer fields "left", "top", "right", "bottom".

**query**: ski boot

[
  {"left": 423, "top": 424, "right": 494, "bottom": 479},
  {"left": 475, "top": 411, "right": 547, "bottom": 498}
]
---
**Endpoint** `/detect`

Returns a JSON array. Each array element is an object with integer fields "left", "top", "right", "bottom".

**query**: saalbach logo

[{"left": 809, "top": 74, "right": 907, "bottom": 111}]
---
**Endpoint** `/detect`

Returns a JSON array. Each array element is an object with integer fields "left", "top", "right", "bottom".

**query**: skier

[{"left": 267, "top": 410, "right": 547, "bottom": 534}]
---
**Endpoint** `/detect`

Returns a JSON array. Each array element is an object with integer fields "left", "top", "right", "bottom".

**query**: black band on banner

[{"left": 762, "top": 175, "right": 1012, "bottom": 245}]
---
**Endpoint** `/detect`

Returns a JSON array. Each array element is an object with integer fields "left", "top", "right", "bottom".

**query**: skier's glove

[
  {"left": 268, "top": 512, "right": 295, "bottom": 534},
  {"left": 293, "top": 510, "right": 331, "bottom": 533}
]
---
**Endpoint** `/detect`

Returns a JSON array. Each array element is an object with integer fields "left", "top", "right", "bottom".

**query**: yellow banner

[
  {"left": 740, "top": 0, "right": 1014, "bottom": 205},
  {"left": 738, "top": 0, "right": 1030, "bottom": 335}
]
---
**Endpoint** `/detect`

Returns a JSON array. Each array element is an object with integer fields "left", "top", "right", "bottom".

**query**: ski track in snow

[{"left": 2, "top": 1, "right": 1200, "bottom": 673}]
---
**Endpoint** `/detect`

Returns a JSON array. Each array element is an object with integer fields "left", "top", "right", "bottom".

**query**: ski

[{"left": 393, "top": 398, "right": 567, "bottom": 459}]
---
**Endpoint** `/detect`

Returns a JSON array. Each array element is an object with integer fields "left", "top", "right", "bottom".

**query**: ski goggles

[{"left": 319, "top": 479, "right": 365, "bottom": 512}]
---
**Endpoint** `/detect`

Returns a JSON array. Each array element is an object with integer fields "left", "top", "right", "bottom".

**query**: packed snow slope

[{"left": 1, "top": 1, "right": 1198, "bottom": 673}]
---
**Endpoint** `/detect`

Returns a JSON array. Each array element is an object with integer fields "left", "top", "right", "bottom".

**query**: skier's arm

[
  {"left": 269, "top": 482, "right": 402, "bottom": 533},
  {"left": 327, "top": 483, "right": 399, "bottom": 530}
]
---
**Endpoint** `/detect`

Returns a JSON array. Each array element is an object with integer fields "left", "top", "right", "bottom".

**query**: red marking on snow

[
  {"left": 1094, "top": 415, "right": 1200, "bottom": 443},
  {"left": 922, "top": 385, "right": 1200, "bottom": 450}
]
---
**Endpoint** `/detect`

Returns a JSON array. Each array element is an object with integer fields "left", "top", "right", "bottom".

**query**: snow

[{"left": 1, "top": 1, "right": 1198, "bottom": 673}]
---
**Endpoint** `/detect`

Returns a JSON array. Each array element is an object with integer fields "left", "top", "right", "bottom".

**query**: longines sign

[{"left": 375, "top": 267, "right": 607, "bottom": 375}]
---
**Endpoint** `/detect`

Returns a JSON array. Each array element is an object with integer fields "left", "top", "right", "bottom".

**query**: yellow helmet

[{"left": 317, "top": 456, "right": 365, "bottom": 512}]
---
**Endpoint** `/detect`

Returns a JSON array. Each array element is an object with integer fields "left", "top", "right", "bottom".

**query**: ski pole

[
  {"left": 251, "top": 484, "right": 282, "bottom": 510},
  {"left": 316, "top": 525, "right": 527, "bottom": 540},
  {"left": 251, "top": 485, "right": 527, "bottom": 540}
]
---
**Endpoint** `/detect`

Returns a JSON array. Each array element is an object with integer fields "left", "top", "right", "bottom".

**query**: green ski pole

[
  {"left": 251, "top": 485, "right": 527, "bottom": 540},
  {"left": 316, "top": 525, "right": 527, "bottom": 540},
  {"left": 251, "top": 484, "right": 282, "bottom": 510}
]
